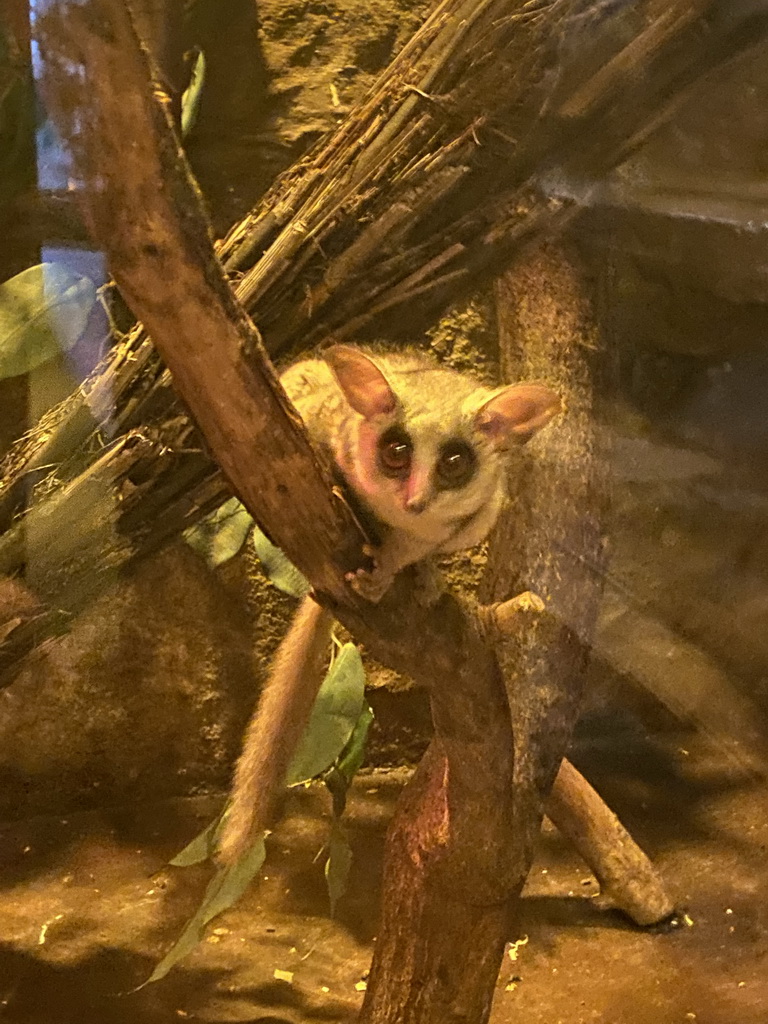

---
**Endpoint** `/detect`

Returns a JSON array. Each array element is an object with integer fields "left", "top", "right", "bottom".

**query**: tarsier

[{"left": 218, "top": 345, "right": 561, "bottom": 865}]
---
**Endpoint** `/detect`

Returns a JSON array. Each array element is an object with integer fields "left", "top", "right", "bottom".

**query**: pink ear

[
  {"left": 475, "top": 382, "right": 561, "bottom": 446},
  {"left": 324, "top": 345, "right": 397, "bottom": 419}
]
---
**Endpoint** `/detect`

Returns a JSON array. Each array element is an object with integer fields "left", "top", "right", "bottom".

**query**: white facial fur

[
  {"left": 280, "top": 347, "right": 560, "bottom": 558},
  {"left": 337, "top": 384, "right": 510, "bottom": 546}
]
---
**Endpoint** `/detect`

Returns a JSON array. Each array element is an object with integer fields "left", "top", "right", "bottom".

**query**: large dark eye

[
  {"left": 378, "top": 428, "right": 412, "bottom": 478},
  {"left": 436, "top": 441, "right": 476, "bottom": 488}
]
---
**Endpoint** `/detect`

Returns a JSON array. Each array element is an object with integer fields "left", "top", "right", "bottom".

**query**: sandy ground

[{"left": 0, "top": 709, "right": 766, "bottom": 1024}]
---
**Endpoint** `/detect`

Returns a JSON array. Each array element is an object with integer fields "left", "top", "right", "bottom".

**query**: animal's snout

[{"left": 404, "top": 496, "right": 428, "bottom": 514}]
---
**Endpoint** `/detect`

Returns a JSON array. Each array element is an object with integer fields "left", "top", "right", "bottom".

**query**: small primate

[{"left": 218, "top": 345, "right": 561, "bottom": 865}]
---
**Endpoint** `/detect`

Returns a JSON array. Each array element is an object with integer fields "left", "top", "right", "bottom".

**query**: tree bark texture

[
  {"left": 547, "top": 758, "right": 674, "bottom": 926},
  {"left": 481, "top": 241, "right": 610, "bottom": 882}
]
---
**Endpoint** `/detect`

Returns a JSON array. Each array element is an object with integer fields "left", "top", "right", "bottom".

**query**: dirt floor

[{"left": 0, "top": 708, "right": 766, "bottom": 1024}]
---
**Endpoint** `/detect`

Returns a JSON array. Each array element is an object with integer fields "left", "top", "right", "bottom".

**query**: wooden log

[
  {"left": 547, "top": 759, "right": 674, "bottom": 926},
  {"left": 355, "top": 237, "right": 598, "bottom": 1021}
]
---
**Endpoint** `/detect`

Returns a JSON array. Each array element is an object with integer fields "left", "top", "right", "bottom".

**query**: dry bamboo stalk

[{"left": 4, "top": 0, "right": 765, "bottom": 559}]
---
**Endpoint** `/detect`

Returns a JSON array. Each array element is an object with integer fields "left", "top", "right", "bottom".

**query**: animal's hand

[{"left": 345, "top": 544, "right": 395, "bottom": 603}]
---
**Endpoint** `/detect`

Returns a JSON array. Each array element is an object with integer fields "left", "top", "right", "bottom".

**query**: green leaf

[
  {"left": 322, "top": 703, "right": 373, "bottom": 909},
  {"left": 184, "top": 497, "right": 253, "bottom": 567},
  {"left": 143, "top": 835, "right": 266, "bottom": 986},
  {"left": 324, "top": 819, "right": 353, "bottom": 918},
  {"left": 0, "top": 263, "right": 97, "bottom": 378},
  {"left": 158, "top": 632, "right": 367, "bottom": 979},
  {"left": 156, "top": 646, "right": 370, "bottom": 977},
  {"left": 169, "top": 675, "right": 370, "bottom": 872},
  {"left": 286, "top": 643, "right": 367, "bottom": 786},
  {"left": 169, "top": 652, "right": 368, "bottom": 866},
  {"left": 181, "top": 49, "right": 206, "bottom": 137},
  {"left": 252, "top": 525, "right": 310, "bottom": 598},
  {"left": 169, "top": 815, "right": 223, "bottom": 867},
  {"left": 324, "top": 704, "right": 374, "bottom": 819},
  {"left": 335, "top": 705, "right": 374, "bottom": 786}
]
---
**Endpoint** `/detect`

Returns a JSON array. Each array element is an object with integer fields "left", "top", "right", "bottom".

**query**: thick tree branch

[
  {"left": 482, "top": 242, "right": 610, "bottom": 872},
  {"left": 35, "top": 0, "right": 362, "bottom": 605}
]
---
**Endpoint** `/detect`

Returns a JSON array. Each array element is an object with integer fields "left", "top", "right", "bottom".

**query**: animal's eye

[
  {"left": 378, "top": 428, "right": 412, "bottom": 477},
  {"left": 436, "top": 441, "right": 476, "bottom": 488}
]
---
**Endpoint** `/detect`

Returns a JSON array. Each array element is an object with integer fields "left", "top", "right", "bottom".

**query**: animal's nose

[{"left": 405, "top": 497, "right": 427, "bottom": 514}]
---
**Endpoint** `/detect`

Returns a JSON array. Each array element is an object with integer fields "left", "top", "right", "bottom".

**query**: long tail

[{"left": 218, "top": 595, "right": 335, "bottom": 866}]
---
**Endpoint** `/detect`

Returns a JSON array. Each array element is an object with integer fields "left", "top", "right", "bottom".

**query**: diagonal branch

[
  {"left": 34, "top": 1, "right": 360, "bottom": 604},
  {"left": 35, "top": 0, "right": 518, "bottom": 841}
]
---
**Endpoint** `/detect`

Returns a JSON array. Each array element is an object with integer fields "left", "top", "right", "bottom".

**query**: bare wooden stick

[
  {"left": 547, "top": 759, "right": 675, "bottom": 926},
  {"left": 486, "top": 590, "right": 547, "bottom": 636},
  {"left": 485, "top": 594, "right": 674, "bottom": 925}
]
